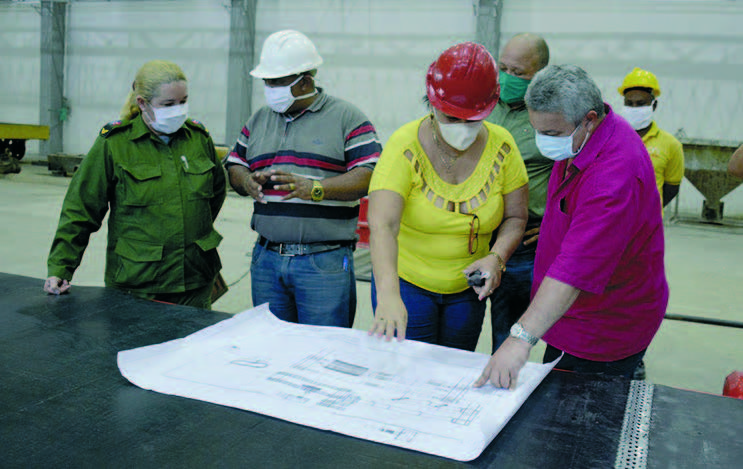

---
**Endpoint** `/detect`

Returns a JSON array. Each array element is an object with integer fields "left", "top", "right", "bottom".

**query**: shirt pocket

[
  {"left": 113, "top": 236, "right": 163, "bottom": 287},
  {"left": 552, "top": 197, "right": 572, "bottom": 233},
  {"left": 188, "top": 229, "right": 223, "bottom": 280},
  {"left": 194, "top": 229, "right": 223, "bottom": 252},
  {"left": 119, "top": 162, "right": 163, "bottom": 206},
  {"left": 183, "top": 156, "right": 215, "bottom": 200}
]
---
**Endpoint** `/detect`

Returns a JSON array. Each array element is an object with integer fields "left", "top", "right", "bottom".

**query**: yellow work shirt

[
  {"left": 642, "top": 121, "right": 684, "bottom": 205},
  {"left": 369, "top": 117, "right": 528, "bottom": 294}
]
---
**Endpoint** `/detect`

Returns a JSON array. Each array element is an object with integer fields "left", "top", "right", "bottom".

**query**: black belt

[{"left": 258, "top": 236, "right": 355, "bottom": 256}]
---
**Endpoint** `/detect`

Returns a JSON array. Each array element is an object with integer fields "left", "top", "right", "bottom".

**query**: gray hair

[{"left": 525, "top": 64, "right": 605, "bottom": 126}]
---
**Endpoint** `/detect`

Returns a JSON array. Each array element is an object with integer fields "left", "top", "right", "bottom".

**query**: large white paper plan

[{"left": 118, "top": 304, "right": 556, "bottom": 461}]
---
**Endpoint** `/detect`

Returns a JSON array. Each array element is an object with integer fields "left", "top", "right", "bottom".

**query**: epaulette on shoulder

[
  {"left": 99, "top": 120, "right": 130, "bottom": 138},
  {"left": 185, "top": 118, "right": 210, "bottom": 136}
]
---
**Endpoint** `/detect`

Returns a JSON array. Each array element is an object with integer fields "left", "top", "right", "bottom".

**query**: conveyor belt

[{"left": 1, "top": 272, "right": 742, "bottom": 468}]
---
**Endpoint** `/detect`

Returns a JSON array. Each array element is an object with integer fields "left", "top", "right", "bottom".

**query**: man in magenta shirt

[{"left": 476, "top": 65, "right": 668, "bottom": 389}]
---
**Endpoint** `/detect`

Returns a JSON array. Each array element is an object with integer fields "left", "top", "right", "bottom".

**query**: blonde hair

[{"left": 120, "top": 60, "right": 187, "bottom": 120}]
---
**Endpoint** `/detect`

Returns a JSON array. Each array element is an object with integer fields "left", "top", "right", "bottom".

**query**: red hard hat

[{"left": 426, "top": 42, "right": 499, "bottom": 120}]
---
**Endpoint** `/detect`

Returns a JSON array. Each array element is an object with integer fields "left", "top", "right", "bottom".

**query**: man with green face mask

[{"left": 486, "top": 33, "right": 552, "bottom": 351}]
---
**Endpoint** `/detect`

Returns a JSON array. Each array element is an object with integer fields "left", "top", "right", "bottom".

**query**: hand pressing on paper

[
  {"left": 473, "top": 338, "right": 531, "bottom": 389},
  {"left": 368, "top": 294, "right": 408, "bottom": 342},
  {"left": 44, "top": 276, "right": 71, "bottom": 295}
]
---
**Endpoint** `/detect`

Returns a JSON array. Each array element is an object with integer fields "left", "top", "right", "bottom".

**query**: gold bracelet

[{"left": 489, "top": 252, "right": 507, "bottom": 272}]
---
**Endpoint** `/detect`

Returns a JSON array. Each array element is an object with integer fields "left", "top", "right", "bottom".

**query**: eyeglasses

[{"left": 468, "top": 214, "right": 480, "bottom": 255}]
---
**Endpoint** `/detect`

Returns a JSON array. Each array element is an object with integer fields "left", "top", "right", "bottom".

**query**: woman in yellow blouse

[{"left": 368, "top": 42, "right": 529, "bottom": 351}]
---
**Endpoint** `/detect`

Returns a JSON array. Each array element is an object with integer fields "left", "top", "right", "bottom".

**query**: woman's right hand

[
  {"left": 44, "top": 276, "right": 71, "bottom": 295},
  {"left": 368, "top": 295, "right": 408, "bottom": 341}
]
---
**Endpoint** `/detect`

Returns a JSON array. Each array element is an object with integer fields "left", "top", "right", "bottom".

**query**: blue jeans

[
  {"left": 250, "top": 243, "right": 356, "bottom": 327},
  {"left": 543, "top": 345, "right": 647, "bottom": 379},
  {"left": 371, "top": 277, "right": 486, "bottom": 351},
  {"left": 490, "top": 241, "right": 535, "bottom": 352}
]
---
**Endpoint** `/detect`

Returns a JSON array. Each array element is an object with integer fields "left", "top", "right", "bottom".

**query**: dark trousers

[
  {"left": 489, "top": 241, "right": 536, "bottom": 353},
  {"left": 543, "top": 345, "right": 647, "bottom": 379}
]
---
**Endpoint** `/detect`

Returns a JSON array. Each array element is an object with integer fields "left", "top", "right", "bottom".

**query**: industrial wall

[
  {"left": 1, "top": 2, "right": 41, "bottom": 147},
  {"left": 2, "top": 0, "right": 743, "bottom": 217}
]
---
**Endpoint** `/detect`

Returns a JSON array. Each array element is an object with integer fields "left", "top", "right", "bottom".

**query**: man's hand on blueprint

[
  {"left": 368, "top": 294, "right": 408, "bottom": 341},
  {"left": 473, "top": 338, "right": 531, "bottom": 389}
]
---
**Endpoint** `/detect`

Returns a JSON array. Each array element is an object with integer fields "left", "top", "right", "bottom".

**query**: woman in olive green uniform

[{"left": 44, "top": 60, "right": 226, "bottom": 309}]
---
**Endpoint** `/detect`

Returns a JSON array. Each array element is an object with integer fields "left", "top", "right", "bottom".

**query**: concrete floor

[{"left": 2, "top": 163, "right": 742, "bottom": 395}]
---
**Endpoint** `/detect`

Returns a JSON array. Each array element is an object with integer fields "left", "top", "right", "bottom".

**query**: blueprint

[{"left": 118, "top": 304, "right": 556, "bottom": 461}]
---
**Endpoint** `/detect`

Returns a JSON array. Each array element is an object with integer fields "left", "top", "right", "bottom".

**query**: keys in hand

[{"left": 466, "top": 270, "right": 486, "bottom": 287}]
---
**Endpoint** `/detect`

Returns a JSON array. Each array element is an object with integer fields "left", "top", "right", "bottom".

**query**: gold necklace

[{"left": 430, "top": 116, "right": 459, "bottom": 173}]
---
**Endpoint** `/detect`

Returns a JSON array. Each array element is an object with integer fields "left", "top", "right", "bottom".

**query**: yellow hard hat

[{"left": 618, "top": 67, "right": 661, "bottom": 97}]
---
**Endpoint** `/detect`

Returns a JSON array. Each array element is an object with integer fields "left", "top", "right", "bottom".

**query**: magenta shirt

[{"left": 534, "top": 104, "right": 669, "bottom": 361}]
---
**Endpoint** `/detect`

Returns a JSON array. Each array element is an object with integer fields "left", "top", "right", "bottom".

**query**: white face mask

[
  {"left": 147, "top": 103, "right": 188, "bottom": 134},
  {"left": 264, "top": 75, "right": 318, "bottom": 113},
  {"left": 535, "top": 122, "right": 590, "bottom": 161},
  {"left": 621, "top": 104, "right": 654, "bottom": 130},
  {"left": 434, "top": 111, "right": 483, "bottom": 151}
]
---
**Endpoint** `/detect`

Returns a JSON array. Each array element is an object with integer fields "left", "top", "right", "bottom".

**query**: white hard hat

[{"left": 250, "top": 30, "right": 323, "bottom": 79}]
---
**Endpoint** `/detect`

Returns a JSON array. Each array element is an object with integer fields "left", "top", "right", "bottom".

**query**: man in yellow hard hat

[
  {"left": 618, "top": 68, "right": 684, "bottom": 381},
  {"left": 619, "top": 67, "right": 684, "bottom": 208}
]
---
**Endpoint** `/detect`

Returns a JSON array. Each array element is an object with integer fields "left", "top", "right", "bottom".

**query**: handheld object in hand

[{"left": 466, "top": 270, "right": 486, "bottom": 287}]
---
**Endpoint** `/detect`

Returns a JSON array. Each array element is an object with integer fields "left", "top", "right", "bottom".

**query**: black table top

[{"left": 1, "top": 272, "right": 741, "bottom": 468}]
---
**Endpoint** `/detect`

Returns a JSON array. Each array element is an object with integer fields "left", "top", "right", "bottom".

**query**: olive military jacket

[{"left": 47, "top": 115, "right": 226, "bottom": 295}]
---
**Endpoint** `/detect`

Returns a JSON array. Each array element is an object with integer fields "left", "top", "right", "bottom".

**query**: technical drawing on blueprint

[{"left": 118, "top": 304, "right": 556, "bottom": 461}]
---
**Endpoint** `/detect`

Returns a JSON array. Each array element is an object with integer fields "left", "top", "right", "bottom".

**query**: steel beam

[
  {"left": 475, "top": 0, "right": 503, "bottom": 60},
  {"left": 39, "top": 0, "right": 66, "bottom": 155},
  {"left": 225, "top": 0, "right": 257, "bottom": 148}
]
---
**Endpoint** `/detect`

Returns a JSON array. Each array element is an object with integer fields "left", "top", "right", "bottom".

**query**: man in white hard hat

[{"left": 224, "top": 30, "right": 382, "bottom": 328}]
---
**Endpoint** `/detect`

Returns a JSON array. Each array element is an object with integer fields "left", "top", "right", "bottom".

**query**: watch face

[
  {"left": 311, "top": 184, "right": 324, "bottom": 201},
  {"left": 510, "top": 323, "right": 538, "bottom": 345}
]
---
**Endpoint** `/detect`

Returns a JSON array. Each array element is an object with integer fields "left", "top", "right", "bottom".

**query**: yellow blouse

[{"left": 369, "top": 117, "right": 528, "bottom": 294}]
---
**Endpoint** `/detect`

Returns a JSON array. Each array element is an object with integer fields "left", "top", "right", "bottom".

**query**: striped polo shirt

[{"left": 224, "top": 90, "right": 381, "bottom": 243}]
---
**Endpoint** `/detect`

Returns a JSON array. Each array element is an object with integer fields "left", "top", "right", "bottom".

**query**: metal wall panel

[
  {"left": 0, "top": 3, "right": 42, "bottom": 155},
  {"left": 63, "top": 0, "right": 229, "bottom": 153},
  {"left": 498, "top": 0, "right": 743, "bottom": 216},
  {"left": 250, "top": 0, "right": 475, "bottom": 144},
  {"left": 3, "top": 0, "right": 743, "bottom": 216}
]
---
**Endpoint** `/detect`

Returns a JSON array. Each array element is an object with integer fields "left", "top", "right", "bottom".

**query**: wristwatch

[
  {"left": 510, "top": 322, "right": 539, "bottom": 346},
  {"left": 311, "top": 180, "right": 324, "bottom": 202}
]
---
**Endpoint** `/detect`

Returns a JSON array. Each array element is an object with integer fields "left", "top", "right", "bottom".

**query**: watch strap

[{"left": 510, "top": 322, "right": 539, "bottom": 346}]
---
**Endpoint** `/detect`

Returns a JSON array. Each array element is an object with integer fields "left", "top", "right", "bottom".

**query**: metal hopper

[{"left": 680, "top": 138, "right": 743, "bottom": 223}]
